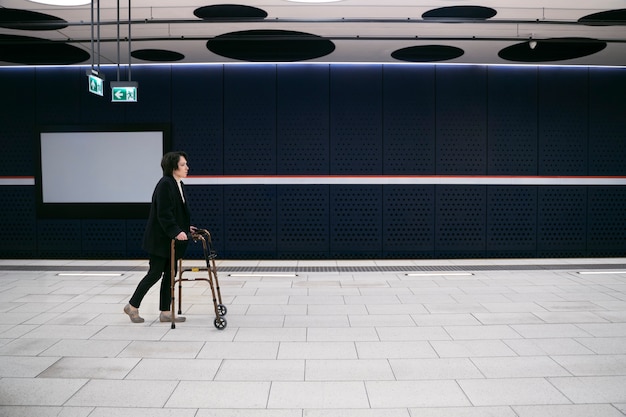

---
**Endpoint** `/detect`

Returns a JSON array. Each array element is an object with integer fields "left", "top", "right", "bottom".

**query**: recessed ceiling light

[{"left": 26, "top": 0, "right": 90, "bottom": 6}]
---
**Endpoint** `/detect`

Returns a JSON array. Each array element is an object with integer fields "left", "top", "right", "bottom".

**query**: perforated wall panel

[
  {"left": 35, "top": 67, "right": 82, "bottom": 125},
  {"left": 383, "top": 66, "right": 436, "bottom": 174},
  {"left": 124, "top": 66, "right": 172, "bottom": 123},
  {"left": 383, "top": 185, "right": 435, "bottom": 256},
  {"left": 330, "top": 65, "right": 383, "bottom": 175},
  {"left": 589, "top": 68, "right": 626, "bottom": 176},
  {"left": 223, "top": 65, "right": 277, "bottom": 175},
  {"left": 277, "top": 65, "right": 330, "bottom": 175},
  {"left": 186, "top": 185, "right": 224, "bottom": 258},
  {"left": 81, "top": 220, "right": 127, "bottom": 258},
  {"left": 0, "top": 187, "right": 36, "bottom": 257},
  {"left": 277, "top": 185, "right": 330, "bottom": 255},
  {"left": 172, "top": 66, "right": 224, "bottom": 173},
  {"left": 487, "top": 67, "right": 538, "bottom": 175},
  {"left": 537, "top": 186, "right": 586, "bottom": 255},
  {"left": 538, "top": 69, "right": 588, "bottom": 175},
  {"left": 224, "top": 185, "right": 276, "bottom": 257},
  {"left": 0, "top": 69, "right": 35, "bottom": 176},
  {"left": 436, "top": 66, "right": 487, "bottom": 175},
  {"left": 486, "top": 186, "right": 537, "bottom": 255},
  {"left": 330, "top": 185, "right": 382, "bottom": 257},
  {"left": 587, "top": 186, "right": 626, "bottom": 255},
  {"left": 37, "top": 219, "right": 82, "bottom": 258},
  {"left": 435, "top": 185, "right": 486, "bottom": 255},
  {"left": 125, "top": 219, "right": 147, "bottom": 258}
]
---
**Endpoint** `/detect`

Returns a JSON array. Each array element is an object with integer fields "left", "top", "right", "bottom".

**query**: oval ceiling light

[
  {"left": 422, "top": 5, "right": 497, "bottom": 21},
  {"left": 498, "top": 38, "right": 607, "bottom": 62},
  {"left": 392, "top": 45, "right": 464, "bottom": 62},
  {"left": 578, "top": 8, "right": 626, "bottom": 26},
  {"left": 26, "top": 0, "right": 90, "bottom": 5},
  {"left": 0, "top": 34, "right": 90, "bottom": 65},
  {"left": 132, "top": 49, "right": 185, "bottom": 62},
  {"left": 0, "top": 8, "right": 68, "bottom": 31},
  {"left": 194, "top": 4, "right": 268, "bottom": 20},
  {"left": 207, "top": 29, "right": 335, "bottom": 62}
]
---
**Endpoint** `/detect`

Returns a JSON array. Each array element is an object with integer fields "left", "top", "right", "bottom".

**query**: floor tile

[
  {"left": 166, "top": 381, "right": 270, "bottom": 408},
  {"left": 305, "top": 359, "right": 394, "bottom": 381},
  {"left": 458, "top": 378, "right": 570, "bottom": 406},
  {"left": 65, "top": 379, "right": 177, "bottom": 407},
  {"left": 547, "top": 376, "right": 626, "bottom": 403},
  {"left": 470, "top": 356, "right": 570, "bottom": 378},
  {"left": 216, "top": 359, "right": 304, "bottom": 381},
  {"left": 0, "top": 378, "right": 88, "bottom": 406},
  {"left": 126, "top": 358, "right": 221, "bottom": 380},
  {"left": 365, "top": 381, "right": 470, "bottom": 408},
  {"left": 268, "top": 381, "right": 369, "bottom": 408},
  {"left": 39, "top": 357, "right": 139, "bottom": 379},
  {"left": 512, "top": 404, "right": 626, "bottom": 417}
]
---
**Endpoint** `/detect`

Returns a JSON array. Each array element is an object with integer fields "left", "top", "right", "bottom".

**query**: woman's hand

[{"left": 175, "top": 231, "right": 188, "bottom": 241}]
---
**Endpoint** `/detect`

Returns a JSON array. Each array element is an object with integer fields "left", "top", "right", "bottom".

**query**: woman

[{"left": 124, "top": 151, "right": 196, "bottom": 323}]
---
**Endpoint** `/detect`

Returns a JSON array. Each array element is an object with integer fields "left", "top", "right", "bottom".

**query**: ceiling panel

[{"left": 0, "top": 0, "right": 624, "bottom": 67}]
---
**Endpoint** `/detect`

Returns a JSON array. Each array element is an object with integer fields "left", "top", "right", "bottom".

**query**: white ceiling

[{"left": 1, "top": 0, "right": 625, "bottom": 67}]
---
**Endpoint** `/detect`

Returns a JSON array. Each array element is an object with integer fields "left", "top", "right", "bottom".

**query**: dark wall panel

[
  {"left": 486, "top": 186, "right": 537, "bottom": 256},
  {"left": 382, "top": 185, "right": 435, "bottom": 257},
  {"left": 383, "top": 65, "right": 436, "bottom": 175},
  {"left": 81, "top": 219, "right": 127, "bottom": 258},
  {"left": 435, "top": 185, "right": 486, "bottom": 256},
  {"left": 126, "top": 219, "right": 147, "bottom": 258},
  {"left": 538, "top": 68, "right": 588, "bottom": 175},
  {"left": 0, "top": 68, "right": 35, "bottom": 176},
  {"left": 436, "top": 66, "right": 487, "bottom": 174},
  {"left": 223, "top": 65, "right": 277, "bottom": 175},
  {"left": 587, "top": 187, "right": 626, "bottom": 256},
  {"left": 186, "top": 185, "right": 225, "bottom": 258},
  {"left": 488, "top": 67, "right": 538, "bottom": 175},
  {"left": 330, "top": 65, "right": 383, "bottom": 174},
  {"left": 0, "top": 187, "right": 37, "bottom": 257},
  {"left": 277, "top": 65, "right": 330, "bottom": 175},
  {"left": 124, "top": 66, "right": 172, "bottom": 124},
  {"left": 589, "top": 68, "right": 626, "bottom": 176},
  {"left": 330, "top": 185, "right": 382, "bottom": 257},
  {"left": 172, "top": 65, "right": 224, "bottom": 173},
  {"left": 277, "top": 185, "right": 330, "bottom": 256},
  {"left": 224, "top": 185, "right": 276, "bottom": 258},
  {"left": 35, "top": 67, "right": 82, "bottom": 125},
  {"left": 37, "top": 219, "right": 82, "bottom": 258},
  {"left": 537, "top": 186, "right": 587, "bottom": 256}
]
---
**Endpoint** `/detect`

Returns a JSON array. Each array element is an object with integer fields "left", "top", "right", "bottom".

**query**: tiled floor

[{"left": 0, "top": 258, "right": 625, "bottom": 417}]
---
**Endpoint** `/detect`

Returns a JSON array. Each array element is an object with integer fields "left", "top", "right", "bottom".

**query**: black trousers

[{"left": 129, "top": 254, "right": 176, "bottom": 311}]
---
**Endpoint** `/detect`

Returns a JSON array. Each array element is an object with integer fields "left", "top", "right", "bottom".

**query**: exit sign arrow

[{"left": 110, "top": 81, "right": 138, "bottom": 103}]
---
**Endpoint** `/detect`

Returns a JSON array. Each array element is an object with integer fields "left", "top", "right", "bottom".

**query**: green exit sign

[
  {"left": 88, "top": 74, "right": 104, "bottom": 96},
  {"left": 111, "top": 81, "right": 138, "bottom": 103}
]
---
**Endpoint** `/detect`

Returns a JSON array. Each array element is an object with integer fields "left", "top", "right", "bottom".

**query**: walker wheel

[
  {"left": 214, "top": 317, "right": 227, "bottom": 330},
  {"left": 217, "top": 304, "right": 228, "bottom": 316}
]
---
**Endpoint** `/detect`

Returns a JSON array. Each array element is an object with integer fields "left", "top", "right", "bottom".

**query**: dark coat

[{"left": 142, "top": 175, "right": 191, "bottom": 259}]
